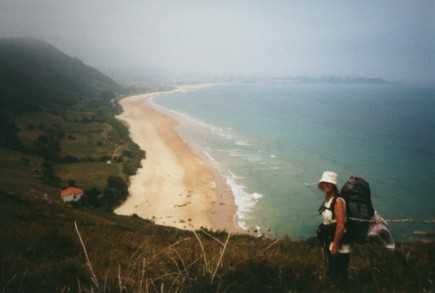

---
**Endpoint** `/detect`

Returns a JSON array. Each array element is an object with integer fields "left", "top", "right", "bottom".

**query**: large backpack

[{"left": 340, "top": 176, "right": 375, "bottom": 244}]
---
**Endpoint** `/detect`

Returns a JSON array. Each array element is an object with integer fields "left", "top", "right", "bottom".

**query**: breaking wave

[{"left": 225, "top": 171, "right": 263, "bottom": 230}]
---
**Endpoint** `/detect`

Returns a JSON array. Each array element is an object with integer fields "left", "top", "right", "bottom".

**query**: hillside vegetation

[
  {"left": 1, "top": 191, "right": 434, "bottom": 292},
  {"left": 0, "top": 38, "right": 144, "bottom": 210},
  {"left": 0, "top": 39, "right": 434, "bottom": 292}
]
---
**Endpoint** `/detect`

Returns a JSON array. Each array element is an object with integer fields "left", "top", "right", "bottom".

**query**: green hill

[{"left": 0, "top": 38, "right": 122, "bottom": 112}]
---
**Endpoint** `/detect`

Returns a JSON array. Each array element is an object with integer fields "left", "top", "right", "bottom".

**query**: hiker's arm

[{"left": 331, "top": 198, "right": 346, "bottom": 254}]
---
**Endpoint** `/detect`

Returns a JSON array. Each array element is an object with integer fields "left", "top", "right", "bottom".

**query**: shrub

[
  {"left": 0, "top": 114, "right": 22, "bottom": 150},
  {"left": 61, "top": 155, "right": 80, "bottom": 163},
  {"left": 102, "top": 176, "right": 128, "bottom": 210},
  {"left": 35, "top": 134, "right": 61, "bottom": 161},
  {"left": 41, "top": 161, "right": 62, "bottom": 186}
]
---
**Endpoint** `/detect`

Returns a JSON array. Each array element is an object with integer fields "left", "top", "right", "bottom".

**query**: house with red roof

[{"left": 60, "top": 186, "right": 84, "bottom": 203}]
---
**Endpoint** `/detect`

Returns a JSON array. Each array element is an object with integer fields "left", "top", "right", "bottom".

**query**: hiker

[{"left": 317, "top": 171, "right": 350, "bottom": 285}]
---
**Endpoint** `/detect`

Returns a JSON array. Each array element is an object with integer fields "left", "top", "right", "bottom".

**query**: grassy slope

[{"left": 1, "top": 191, "right": 434, "bottom": 292}]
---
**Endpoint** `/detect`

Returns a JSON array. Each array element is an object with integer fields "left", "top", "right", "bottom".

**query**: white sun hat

[{"left": 318, "top": 171, "right": 338, "bottom": 187}]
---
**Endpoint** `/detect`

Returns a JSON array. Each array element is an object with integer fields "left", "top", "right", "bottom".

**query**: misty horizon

[{"left": 1, "top": 0, "right": 434, "bottom": 85}]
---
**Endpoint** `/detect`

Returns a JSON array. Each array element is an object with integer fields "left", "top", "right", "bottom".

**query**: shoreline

[{"left": 114, "top": 85, "right": 242, "bottom": 233}]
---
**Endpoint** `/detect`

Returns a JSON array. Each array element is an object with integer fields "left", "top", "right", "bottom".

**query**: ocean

[{"left": 154, "top": 81, "right": 435, "bottom": 240}]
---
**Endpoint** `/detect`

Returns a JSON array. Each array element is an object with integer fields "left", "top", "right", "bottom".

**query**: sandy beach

[{"left": 114, "top": 86, "right": 240, "bottom": 232}]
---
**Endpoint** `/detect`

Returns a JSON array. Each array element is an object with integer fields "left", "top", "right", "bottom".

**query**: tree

[
  {"left": 0, "top": 114, "right": 21, "bottom": 150},
  {"left": 82, "top": 188, "right": 101, "bottom": 208},
  {"left": 102, "top": 176, "right": 128, "bottom": 210},
  {"left": 41, "top": 161, "right": 61, "bottom": 186},
  {"left": 99, "top": 90, "right": 116, "bottom": 101},
  {"left": 107, "top": 176, "right": 127, "bottom": 192},
  {"left": 67, "top": 180, "right": 77, "bottom": 187},
  {"left": 35, "top": 133, "right": 61, "bottom": 161}
]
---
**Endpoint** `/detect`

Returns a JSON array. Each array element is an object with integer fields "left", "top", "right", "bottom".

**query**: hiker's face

[{"left": 319, "top": 182, "right": 333, "bottom": 194}]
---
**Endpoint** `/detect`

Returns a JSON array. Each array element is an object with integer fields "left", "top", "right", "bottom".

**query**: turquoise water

[{"left": 155, "top": 82, "right": 435, "bottom": 240}]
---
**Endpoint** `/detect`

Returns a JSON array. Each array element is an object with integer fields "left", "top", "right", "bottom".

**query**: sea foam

[
  {"left": 235, "top": 140, "right": 253, "bottom": 146},
  {"left": 225, "top": 173, "right": 263, "bottom": 230}
]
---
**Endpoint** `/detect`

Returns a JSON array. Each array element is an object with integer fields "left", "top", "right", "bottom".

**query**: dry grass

[
  {"left": 74, "top": 222, "right": 99, "bottom": 289},
  {"left": 1, "top": 179, "right": 434, "bottom": 293},
  {"left": 63, "top": 217, "right": 435, "bottom": 292},
  {"left": 71, "top": 228, "right": 233, "bottom": 292}
]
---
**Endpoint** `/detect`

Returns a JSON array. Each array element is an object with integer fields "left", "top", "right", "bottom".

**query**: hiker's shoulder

[{"left": 335, "top": 196, "right": 346, "bottom": 206}]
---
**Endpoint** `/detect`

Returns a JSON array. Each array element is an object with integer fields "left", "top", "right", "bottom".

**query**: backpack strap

[
  {"left": 318, "top": 196, "right": 338, "bottom": 219},
  {"left": 330, "top": 196, "right": 337, "bottom": 219}
]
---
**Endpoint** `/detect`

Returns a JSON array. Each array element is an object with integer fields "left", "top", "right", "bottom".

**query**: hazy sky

[{"left": 0, "top": 0, "right": 434, "bottom": 84}]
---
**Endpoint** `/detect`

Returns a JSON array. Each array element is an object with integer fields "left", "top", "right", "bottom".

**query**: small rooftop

[{"left": 60, "top": 186, "right": 84, "bottom": 198}]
